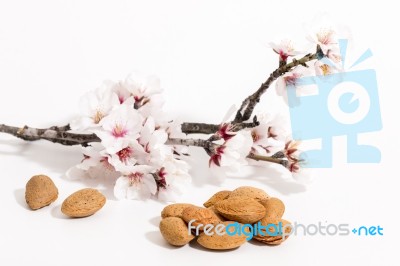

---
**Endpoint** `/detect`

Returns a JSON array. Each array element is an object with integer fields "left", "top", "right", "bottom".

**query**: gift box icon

[{"left": 287, "top": 40, "right": 382, "bottom": 168}]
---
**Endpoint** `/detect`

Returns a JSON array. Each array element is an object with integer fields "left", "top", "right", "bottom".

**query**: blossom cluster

[
  {"left": 68, "top": 73, "right": 190, "bottom": 201},
  {"left": 272, "top": 23, "right": 344, "bottom": 103},
  {"left": 66, "top": 23, "right": 343, "bottom": 201}
]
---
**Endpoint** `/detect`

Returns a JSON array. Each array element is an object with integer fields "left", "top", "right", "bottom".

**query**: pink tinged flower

[
  {"left": 250, "top": 123, "right": 284, "bottom": 156},
  {"left": 137, "top": 93, "right": 166, "bottom": 119},
  {"left": 307, "top": 28, "right": 337, "bottom": 55},
  {"left": 75, "top": 142, "right": 106, "bottom": 170},
  {"left": 276, "top": 71, "right": 303, "bottom": 96},
  {"left": 124, "top": 72, "right": 163, "bottom": 106},
  {"left": 116, "top": 147, "right": 133, "bottom": 163},
  {"left": 107, "top": 141, "right": 147, "bottom": 171},
  {"left": 275, "top": 66, "right": 315, "bottom": 105},
  {"left": 156, "top": 158, "right": 191, "bottom": 202},
  {"left": 209, "top": 131, "right": 253, "bottom": 182},
  {"left": 217, "top": 123, "right": 236, "bottom": 141},
  {"left": 66, "top": 142, "right": 120, "bottom": 181},
  {"left": 97, "top": 104, "right": 143, "bottom": 154},
  {"left": 112, "top": 81, "right": 133, "bottom": 104},
  {"left": 269, "top": 39, "right": 300, "bottom": 61},
  {"left": 209, "top": 146, "right": 224, "bottom": 167},
  {"left": 70, "top": 83, "right": 120, "bottom": 131},
  {"left": 113, "top": 165, "right": 157, "bottom": 200},
  {"left": 138, "top": 116, "right": 171, "bottom": 167},
  {"left": 284, "top": 140, "right": 301, "bottom": 162},
  {"left": 314, "top": 59, "right": 342, "bottom": 77}
]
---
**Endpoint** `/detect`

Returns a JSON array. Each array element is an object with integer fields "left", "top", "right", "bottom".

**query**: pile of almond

[{"left": 159, "top": 186, "right": 292, "bottom": 250}]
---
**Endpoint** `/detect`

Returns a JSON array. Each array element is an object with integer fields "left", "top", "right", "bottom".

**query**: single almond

[
  {"left": 203, "top": 190, "right": 231, "bottom": 207},
  {"left": 253, "top": 217, "right": 292, "bottom": 245},
  {"left": 25, "top": 175, "right": 58, "bottom": 210},
  {"left": 215, "top": 197, "right": 266, "bottom": 224},
  {"left": 161, "top": 203, "right": 195, "bottom": 219},
  {"left": 259, "top": 197, "right": 285, "bottom": 218},
  {"left": 197, "top": 221, "right": 248, "bottom": 250},
  {"left": 207, "top": 205, "right": 226, "bottom": 221},
  {"left": 182, "top": 206, "right": 220, "bottom": 228},
  {"left": 159, "top": 217, "right": 195, "bottom": 246},
  {"left": 229, "top": 186, "right": 270, "bottom": 201},
  {"left": 61, "top": 188, "right": 106, "bottom": 218}
]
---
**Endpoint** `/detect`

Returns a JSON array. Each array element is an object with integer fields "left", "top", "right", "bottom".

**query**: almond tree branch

[
  {"left": 0, "top": 48, "right": 321, "bottom": 148},
  {"left": 180, "top": 123, "right": 220, "bottom": 134},
  {"left": 1, "top": 124, "right": 288, "bottom": 168},
  {"left": 0, "top": 124, "right": 100, "bottom": 146},
  {"left": 166, "top": 137, "right": 216, "bottom": 151},
  {"left": 180, "top": 121, "right": 259, "bottom": 135},
  {"left": 0, "top": 120, "right": 261, "bottom": 147},
  {"left": 234, "top": 49, "right": 322, "bottom": 122},
  {"left": 167, "top": 137, "right": 287, "bottom": 167}
]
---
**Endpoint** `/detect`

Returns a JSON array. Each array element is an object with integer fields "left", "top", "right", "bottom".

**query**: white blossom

[
  {"left": 114, "top": 165, "right": 157, "bottom": 200},
  {"left": 70, "top": 83, "right": 119, "bottom": 131},
  {"left": 269, "top": 39, "right": 300, "bottom": 61},
  {"left": 209, "top": 131, "right": 253, "bottom": 182},
  {"left": 156, "top": 157, "right": 191, "bottom": 202},
  {"left": 96, "top": 104, "right": 143, "bottom": 154}
]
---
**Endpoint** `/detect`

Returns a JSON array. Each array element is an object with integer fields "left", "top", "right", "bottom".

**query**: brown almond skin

[
  {"left": 159, "top": 217, "right": 195, "bottom": 246},
  {"left": 203, "top": 190, "right": 231, "bottom": 207},
  {"left": 229, "top": 186, "right": 270, "bottom": 201},
  {"left": 253, "top": 217, "right": 292, "bottom": 245},
  {"left": 207, "top": 205, "right": 226, "bottom": 221},
  {"left": 161, "top": 203, "right": 195, "bottom": 219},
  {"left": 61, "top": 188, "right": 106, "bottom": 218},
  {"left": 197, "top": 221, "right": 248, "bottom": 250},
  {"left": 215, "top": 197, "right": 266, "bottom": 224},
  {"left": 182, "top": 206, "right": 220, "bottom": 228},
  {"left": 25, "top": 175, "right": 58, "bottom": 210},
  {"left": 259, "top": 197, "right": 285, "bottom": 218}
]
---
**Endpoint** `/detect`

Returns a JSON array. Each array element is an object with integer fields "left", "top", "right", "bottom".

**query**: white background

[{"left": 0, "top": 1, "right": 397, "bottom": 265}]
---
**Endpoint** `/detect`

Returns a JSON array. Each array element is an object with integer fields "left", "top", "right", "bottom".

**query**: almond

[
  {"left": 25, "top": 175, "right": 58, "bottom": 210},
  {"left": 207, "top": 205, "right": 226, "bottom": 221},
  {"left": 161, "top": 203, "right": 195, "bottom": 219},
  {"left": 159, "top": 217, "right": 195, "bottom": 246},
  {"left": 253, "top": 217, "right": 292, "bottom": 245},
  {"left": 229, "top": 186, "right": 270, "bottom": 201},
  {"left": 182, "top": 206, "right": 220, "bottom": 228},
  {"left": 203, "top": 190, "right": 231, "bottom": 207},
  {"left": 259, "top": 197, "right": 285, "bottom": 218},
  {"left": 197, "top": 221, "right": 248, "bottom": 250},
  {"left": 215, "top": 197, "right": 266, "bottom": 224},
  {"left": 61, "top": 188, "right": 106, "bottom": 218}
]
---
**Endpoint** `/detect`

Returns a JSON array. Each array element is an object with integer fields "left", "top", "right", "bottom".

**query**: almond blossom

[
  {"left": 124, "top": 72, "right": 163, "bottom": 108},
  {"left": 155, "top": 157, "right": 191, "bottom": 202},
  {"left": 112, "top": 81, "right": 133, "bottom": 104},
  {"left": 70, "top": 83, "right": 119, "bottom": 131},
  {"left": 96, "top": 104, "right": 143, "bottom": 154},
  {"left": 107, "top": 140, "right": 147, "bottom": 171},
  {"left": 250, "top": 122, "right": 284, "bottom": 156},
  {"left": 1, "top": 22, "right": 351, "bottom": 203},
  {"left": 275, "top": 66, "right": 315, "bottom": 105},
  {"left": 138, "top": 116, "right": 171, "bottom": 167},
  {"left": 307, "top": 28, "right": 337, "bottom": 54},
  {"left": 269, "top": 39, "right": 300, "bottom": 62},
  {"left": 209, "top": 131, "right": 253, "bottom": 181},
  {"left": 66, "top": 142, "right": 119, "bottom": 180},
  {"left": 114, "top": 165, "right": 157, "bottom": 200}
]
